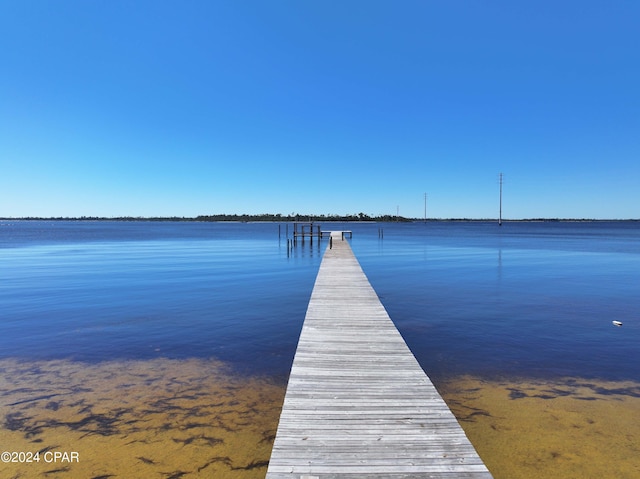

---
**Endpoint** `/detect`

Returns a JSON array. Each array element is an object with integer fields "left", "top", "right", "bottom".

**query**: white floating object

[{"left": 612, "top": 321, "right": 623, "bottom": 327}]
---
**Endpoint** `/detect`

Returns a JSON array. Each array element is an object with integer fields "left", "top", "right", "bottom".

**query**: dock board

[{"left": 266, "top": 232, "right": 493, "bottom": 478}]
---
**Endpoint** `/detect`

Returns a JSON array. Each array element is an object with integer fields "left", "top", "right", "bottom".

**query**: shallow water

[
  {"left": 440, "top": 375, "right": 640, "bottom": 479},
  {"left": 3, "top": 360, "right": 639, "bottom": 479},
  {"left": 0, "top": 358, "right": 285, "bottom": 479}
]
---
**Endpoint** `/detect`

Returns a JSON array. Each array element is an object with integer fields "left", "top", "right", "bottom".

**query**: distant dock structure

[
  {"left": 267, "top": 231, "right": 493, "bottom": 478},
  {"left": 292, "top": 222, "right": 323, "bottom": 243},
  {"left": 289, "top": 222, "right": 352, "bottom": 245}
]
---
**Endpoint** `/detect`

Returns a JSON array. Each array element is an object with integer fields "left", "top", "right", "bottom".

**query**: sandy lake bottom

[
  {"left": 0, "top": 358, "right": 284, "bottom": 479},
  {"left": 440, "top": 375, "right": 640, "bottom": 479},
  {"left": 1, "top": 358, "right": 639, "bottom": 479}
]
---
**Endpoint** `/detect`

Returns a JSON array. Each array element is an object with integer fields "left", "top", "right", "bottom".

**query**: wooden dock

[{"left": 266, "top": 232, "right": 493, "bottom": 478}]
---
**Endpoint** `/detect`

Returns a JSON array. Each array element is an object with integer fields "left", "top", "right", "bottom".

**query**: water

[
  {"left": 351, "top": 221, "right": 640, "bottom": 382},
  {"left": 0, "top": 221, "right": 319, "bottom": 377},
  {"left": 1, "top": 220, "right": 639, "bottom": 381},
  {"left": 2, "top": 220, "right": 640, "bottom": 478}
]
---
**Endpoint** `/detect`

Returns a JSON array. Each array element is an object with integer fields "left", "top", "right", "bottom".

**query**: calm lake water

[
  {"left": 1, "top": 220, "right": 639, "bottom": 382},
  {"left": 2, "top": 220, "right": 640, "bottom": 478}
]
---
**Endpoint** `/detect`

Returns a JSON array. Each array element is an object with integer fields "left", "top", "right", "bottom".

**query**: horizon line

[{"left": 2, "top": 215, "right": 639, "bottom": 222}]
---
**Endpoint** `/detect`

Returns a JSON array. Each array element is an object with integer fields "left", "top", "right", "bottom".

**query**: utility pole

[
  {"left": 498, "top": 173, "right": 503, "bottom": 226},
  {"left": 424, "top": 193, "right": 427, "bottom": 223}
]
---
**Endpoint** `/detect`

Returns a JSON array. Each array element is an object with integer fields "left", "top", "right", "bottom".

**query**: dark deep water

[{"left": 1, "top": 220, "right": 639, "bottom": 382}]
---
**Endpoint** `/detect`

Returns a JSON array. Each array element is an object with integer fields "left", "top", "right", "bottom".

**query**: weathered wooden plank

[{"left": 266, "top": 232, "right": 493, "bottom": 479}]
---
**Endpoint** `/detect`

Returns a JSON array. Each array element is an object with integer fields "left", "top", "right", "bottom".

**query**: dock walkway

[{"left": 266, "top": 232, "right": 493, "bottom": 478}]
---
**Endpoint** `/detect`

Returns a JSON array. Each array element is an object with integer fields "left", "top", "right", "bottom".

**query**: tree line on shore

[
  {"left": 3, "top": 213, "right": 413, "bottom": 222},
  {"left": 4, "top": 215, "right": 635, "bottom": 222},
  {"left": 195, "top": 213, "right": 414, "bottom": 222}
]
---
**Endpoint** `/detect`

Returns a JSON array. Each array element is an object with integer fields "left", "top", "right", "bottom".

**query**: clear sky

[{"left": 1, "top": 1, "right": 638, "bottom": 219}]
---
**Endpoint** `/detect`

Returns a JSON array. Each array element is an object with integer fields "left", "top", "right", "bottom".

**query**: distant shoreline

[{"left": 2, "top": 216, "right": 639, "bottom": 223}]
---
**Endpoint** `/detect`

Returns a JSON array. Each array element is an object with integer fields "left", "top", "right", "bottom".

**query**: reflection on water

[
  {"left": 0, "top": 358, "right": 285, "bottom": 479},
  {"left": 439, "top": 376, "right": 640, "bottom": 479}
]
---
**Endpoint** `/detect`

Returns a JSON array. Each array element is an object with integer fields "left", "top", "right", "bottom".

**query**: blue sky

[{"left": 1, "top": 1, "right": 638, "bottom": 219}]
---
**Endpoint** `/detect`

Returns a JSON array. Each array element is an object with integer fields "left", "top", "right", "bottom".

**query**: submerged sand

[
  {"left": 0, "top": 358, "right": 284, "bottom": 479},
  {"left": 439, "top": 375, "right": 640, "bottom": 479},
  {"left": 1, "top": 357, "right": 639, "bottom": 478}
]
